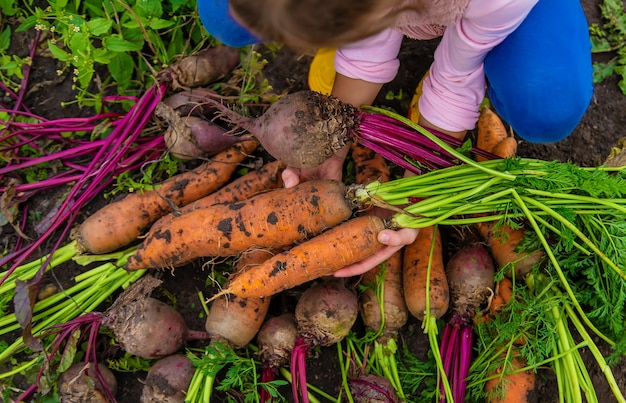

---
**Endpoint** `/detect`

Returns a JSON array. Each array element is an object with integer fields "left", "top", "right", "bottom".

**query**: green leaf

[
  {"left": 0, "top": 26, "right": 10, "bottom": 51},
  {"left": 148, "top": 18, "right": 175, "bottom": 30},
  {"left": 69, "top": 32, "right": 90, "bottom": 55},
  {"left": 133, "top": 0, "right": 163, "bottom": 19},
  {"left": 77, "top": 65, "right": 95, "bottom": 89},
  {"left": 93, "top": 47, "right": 114, "bottom": 64},
  {"left": 593, "top": 61, "right": 617, "bottom": 84},
  {"left": 108, "top": 52, "right": 134, "bottom": 89},
  {"left": 86, "top": 18, "right": 113, "bottom": 36},
  {"left": 0, "top": 0, "right": 16, "bottom": 16},
  {"left": 48, "top": 41, "right": 70, "bottom": 62},
  {"left": 103, "top": 35, "right": 144, "bottom": 52},
  {"left": 16, "top": 15, "right": 38, "bottom": 32}
]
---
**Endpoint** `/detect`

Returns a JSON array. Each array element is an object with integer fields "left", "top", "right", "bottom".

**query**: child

[{"left": 197, "top": 0, "right": 593, "bottom": 275}]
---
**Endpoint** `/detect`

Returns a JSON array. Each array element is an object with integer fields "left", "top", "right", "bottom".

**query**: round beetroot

[
  {"left": 140, "top": 354, "right": 195, "bottom": 403},
  {"left": 103, "top": 297, "right": 208, "bottom": 359},
  {"left": 58, "top": 362, "right": 117, "bottom": 403}
]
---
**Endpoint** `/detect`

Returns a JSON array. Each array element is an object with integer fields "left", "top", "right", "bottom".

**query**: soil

[{"left": 2, "top": 0, "right": 626, "bottom": 402}]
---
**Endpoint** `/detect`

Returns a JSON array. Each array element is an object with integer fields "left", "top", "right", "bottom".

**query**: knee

[
  {"left": 488, "top": 76, "right": 593, "bottom": 144},
  {"left": 197, "top": 0, "right": 261, "bottom": 47}
]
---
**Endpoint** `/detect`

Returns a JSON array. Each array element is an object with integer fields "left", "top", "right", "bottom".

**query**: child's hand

[
  {"left": 333, "top": 228, "right": 419, "bottom": 277},
  {"left": 281, "top": 145, "right": 350, "bottom": 188}
]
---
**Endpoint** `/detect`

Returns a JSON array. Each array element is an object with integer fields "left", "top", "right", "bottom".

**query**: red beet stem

[{"left": 291, "top": 337, "right": 311, "bottom": 403}]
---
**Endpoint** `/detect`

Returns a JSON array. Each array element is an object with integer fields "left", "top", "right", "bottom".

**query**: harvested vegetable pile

[{"left": 2, "top": 45, "right": 626, "bottom": 403}]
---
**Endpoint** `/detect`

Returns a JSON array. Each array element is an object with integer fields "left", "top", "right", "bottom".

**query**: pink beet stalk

[{"left": 439, "top": 244, "right": 494, "bottom": 402}]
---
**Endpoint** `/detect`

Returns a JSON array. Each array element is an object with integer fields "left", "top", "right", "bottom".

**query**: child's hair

[{"left": 229, "top": 0, "right": 418, "bottom": 49}]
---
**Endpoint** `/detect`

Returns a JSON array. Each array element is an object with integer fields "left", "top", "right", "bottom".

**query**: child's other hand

[
  {"left": 281, "top": 145, "right": 350, "bottom": 188},
  {"left": 333, "top": 228, "right": 419, "bottom": 277}
]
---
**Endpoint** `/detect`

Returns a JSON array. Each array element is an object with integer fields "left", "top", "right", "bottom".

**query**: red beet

[
  {"left": 58, "top": 362, "right": 118, "bottom": 403},
  {"left": 103, "top": 296, "right": 209, "bottom": 359},
  {"left": 140, "top": 354, "right": 195, "bottom": 403},
  {"left": 348, "top": 374, "right": 401, "bottom": 403},
  {"left": 207, "top": 91, "right": 360, "bottom": 169},
  {"left": 440, "top": 243, "right": 495, "bottom": 402},
  {"left": 292, "top": 280, "right": 359, "bottom": 403},
  {"left": 257, "top": 313, "right": 298, "bottom": 403}
]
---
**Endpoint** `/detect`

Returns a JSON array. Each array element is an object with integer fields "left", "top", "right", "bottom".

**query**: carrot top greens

[{"left": 352, "top": 105, "right": 626, "bottom": 402}]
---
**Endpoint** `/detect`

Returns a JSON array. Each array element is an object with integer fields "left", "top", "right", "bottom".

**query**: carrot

[
  {"left": 484, "top": 354, "right": 536, "bottom": 403},
  {"left": 168, "top": 45, "right": 241, "bottom": 90},
  {"left": 351, "top": 143, "right": 408, "bottom": 399},
  {"left": 475, "top": 222, "right": 544, "bottom": 279},
  {"left": 490, "top": 137, "right": 518, "bottom": 160},
  {"left": 402, "top": 225, "right": 449, "bottom": 321},
  {"left": 180, "top": 160, "right": 286, "bottom": 213},
  {"left": 72, "top": 140, "right": 258, "bottom": 254},
  {"left": 475, "top": 106, "right": 509, "bottom": 162},
  {"left": 351, "top": 142, "right": 392, "bottom": 186},
  {"left": 146, "top": 161, "right": 286, "bottom": 268},
  {"left": 205, "top": 249, "right": 273, "bottom": 349},
  {"left": 148, "top": 160, "right": 285, "bottom": 236},
  {"left": 125, "top": 180, "right": 356, "bottom": 271},
  {"left": 209, "top": 215, "right": 386, "bottom": 299}
]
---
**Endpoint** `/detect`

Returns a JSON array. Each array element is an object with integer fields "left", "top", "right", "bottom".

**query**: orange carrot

[
  {"left": 475, "top": 222, "right": 544, "bottom": 279},
  {"left": 147, "top": 160, "right": 286, "bottom": 238},
  {"left": 205, "top": 249, "right": 273, "bottom": 349},
  {"left": 490, "top": 137, "right": 518, "bottom": 159},
  {"left": 403, "top": 225, "right": 449, "bottom": 321},
  {"left": 181, "top": 160, "right": 286, "bottom": 213},
  {"left": 476, "top": 107, "right": 510, "bottom": 162},
  {"left": 484, "top": 354, "right": 536, "bottom": 403},
  {"left": 351, "top": 142, "right": 392, "bottom": 186},
  {"left": 350, "top": 142, "right": 408, "bottom": 338},
  {"left": 125, "top": 180, "right": 356, "bottom": 271},
  {"left": 210, "top": 215, "right": 387, "bottom": 299},
  {"left": 73, "top": 140, "right": 258, "bottom": 254}
]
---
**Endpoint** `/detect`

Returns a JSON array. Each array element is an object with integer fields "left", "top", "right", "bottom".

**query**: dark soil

[{"left": 2, "top": 0, "right": 626, "bottom": 402}]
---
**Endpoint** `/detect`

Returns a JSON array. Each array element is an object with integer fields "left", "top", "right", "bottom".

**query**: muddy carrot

[
  {"left": 475, "top": 222, "right": 544, "bottom": 279},
  {"left": 125, "top": 180, "right": 356, "bottom": 271},
  {"left": 475, "top": 106, "right": 510, "bottom": 162},
  {"left": 209, "top": 215, "right": 386, "bottom": 299},
  {"left": 181, "top": 160, "right": 286, "bottom": 213},
  {"left": 147, "top": 160, "right": 286, "bottom": 237},
  {"left": 73, "top": 140, "right": 258, "bottom": 254},
  {"left": 484, "top": 353, "right": 536, "bottom": 403},
  {"left": 403, "top": 225, "right": 449, "bottom": 321}
]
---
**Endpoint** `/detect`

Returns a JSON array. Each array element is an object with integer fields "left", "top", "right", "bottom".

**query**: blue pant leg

[
  {"left": 484, "top": 0, "right": 593, "bottom": 143},
  {"left": 197, "top": 0, "right": 262, "bottom": 47}
]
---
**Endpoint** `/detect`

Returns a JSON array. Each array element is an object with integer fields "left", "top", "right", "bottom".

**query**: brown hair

[{"left": 228, "top": 0, "right": 413, "bottom": 49}]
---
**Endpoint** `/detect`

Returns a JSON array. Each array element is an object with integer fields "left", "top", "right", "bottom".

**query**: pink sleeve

[
  {"left": 334, "top": 29, "right": 404, "bottom": 84},
  {"left": 418, "top": 0, "right": 538, "bottom": 132}
]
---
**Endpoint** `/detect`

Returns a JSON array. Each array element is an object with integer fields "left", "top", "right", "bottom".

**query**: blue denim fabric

[
  {"left": 197, "top": 0, "right": 262, "bottom": 47},
  {"left": 484, "top": 0, "right": 593, "bottom": 143}
]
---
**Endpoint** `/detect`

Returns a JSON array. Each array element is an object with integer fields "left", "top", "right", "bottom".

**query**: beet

[
  {"left": 162, "top": 88, "right": 219, "bottom": 118},
  {"left": 257, "top": 313, "right": 298, "bottom": 370},
  {"left": 257, "top": 313, "right": 298, "bottom": 403},
  {"left": 439, "top": 243, "right": 495, "bottom": 402},
  {"left": 140, "top": 354, "right": 195, "bottom": 403},
  {"left": 348, "top": 374, "right": 401, "bottom": 403},
  {"left": 58, "top": 362, "right": 117, "bottom": 403},
  {"left": 292, "top": 280, "right": 359, "bottom": 403},
  {"left": 156, "top": 102, "right": 241, "bottom": 160},
  {"left": 446, "top": 244, "right": 495, "bottom": 324},
  {"left": 103, "top": 296, "right": 209, "bottom": 359},
  {"left": 207, "top": 91, "right": 360, "bottom": 168}
]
